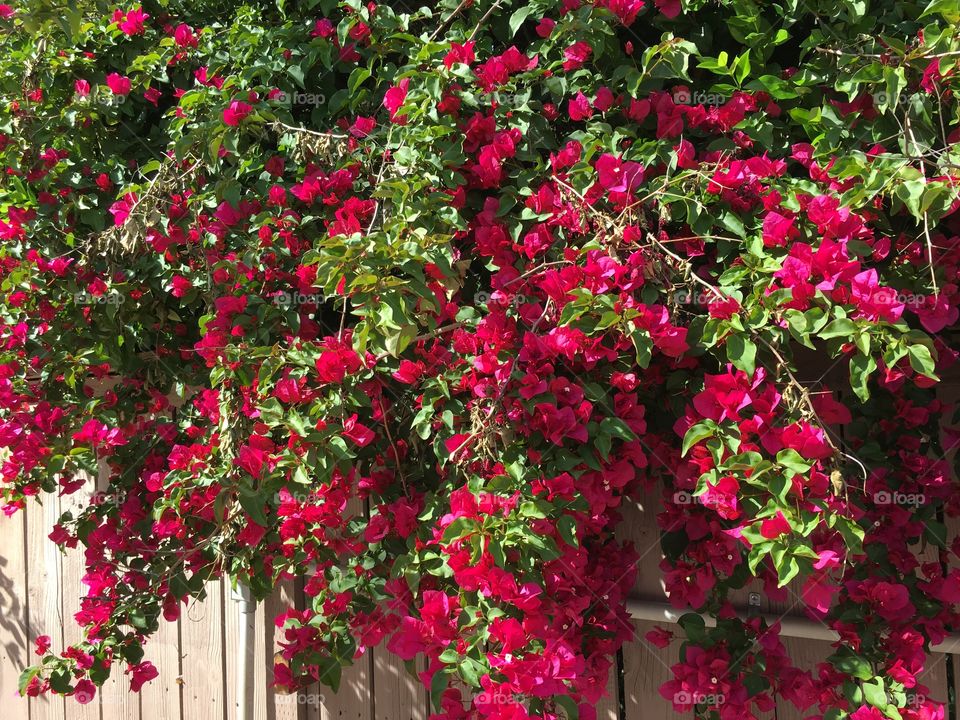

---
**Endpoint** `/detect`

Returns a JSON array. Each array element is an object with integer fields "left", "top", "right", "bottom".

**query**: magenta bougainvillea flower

[{"left": 222, "top": 100, "right": 253, "bottom": 126}]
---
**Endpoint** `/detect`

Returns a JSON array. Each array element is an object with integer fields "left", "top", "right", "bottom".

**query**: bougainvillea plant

[{"left": 3, "top": 0, "right": 960, "bottom": 717}]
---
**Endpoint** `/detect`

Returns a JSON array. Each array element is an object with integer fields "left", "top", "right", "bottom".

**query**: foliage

[{"left": 2, "top": 0, "right": 960, "bottom": 718}]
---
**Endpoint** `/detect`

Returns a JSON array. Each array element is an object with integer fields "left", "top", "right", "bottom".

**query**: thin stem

[
  {"left": 429, "top": 0, "right": 471, "bottom": 41},
  {"left": 468, "top": 0, "right": 503, "bottom": 41}
]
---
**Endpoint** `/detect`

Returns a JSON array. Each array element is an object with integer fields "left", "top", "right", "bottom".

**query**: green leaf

[
  {"left": 828, "top": 648, "right": 873, "bottom": 680},
  {"left": 288, "top": 63, "right": 306, "bottom": 89},
  {"left": 777, "top": 449, "right": 812, "bottom": 476},
  {"left": 897, "top": 178, "right": 926, "bottom": 219},
  {"left": 293, "top": 465, "right": 311, "bottom": 485},
  {"left": 850, "top": 353, "right": 877, "bottom": 402},
  {"left": 49, "top": 669, "right": 73, "bottom": 694},
  {"left": 348, "top": 67, "right": 371, "bottom": 95},
  {"left": 287, "top": 411, "right": 308, "bottom": 437},
  {"left": 384, "top": 324, "right": 419, "bottom": 357},
  {"left": 925, "top": 519, "right": 948, "bottom": 548},
  {"left": 18, "top": 667, "right": 40, "bottom": 696},
  {"left": 169, "top": 572, "right": 192, "bottom": 599},
  {"left": 863, "top": 678, "right": 887, "bottom": 709},
  {"left": 820, "top": 318, "right": 858, "bottom": 339},
  {"left": 459, "top": 656, "right": 486, "bottom": 686},
  {"left": 726, "top": 334, "right": 757, "bottom": 376},
  {"left": 921, "top": 0, "right": 960, "bottom": 22},
  {"left": 430, "top": 669, "right": 448, "bottom": 711},
  {"left": 775, "top": 554, "right": 801, "bottom": 587},
  {"left": 630, "top": 328, "right": 653, "bottom": 368},
  {"left": 599, "top": 416, "right": 638, "bottom": 442},
  {"left": 208, "top": 132, "right": 224, "bottom": 163},
  {"left": 558, "top": 515, "right": 579, "bottom": 547},
  {"left": 720, "top": 211, "right": 746, "bottom": 238},
  {"left": 508, "top": 6, "right": 533, "bottom": 37},
  {"left": 682, "top": 421, "right": 716, "bottom": 456},
  {"left": 489, "top": 538, "right": 506, "bottom": 566},
  {"left": 317, "top": 656, "right": 342, "bottom": 692},
  {"left": 554, "top": 694, "right": 579, "bottom": 720},
  {"left": 907, "top": 343, "right": 938, "bottom": 379},
  {"left": 442, "top": 516, "right": 479, "bottom": 543},
  {"left": 238, "top": 490, "right": 269, "bottom": 527},
  {"left": 733, "top": 50, "right": 751, "bottom": 85},
  {"left": 519, "top": 500, "right": 547, "bottom": 519}
]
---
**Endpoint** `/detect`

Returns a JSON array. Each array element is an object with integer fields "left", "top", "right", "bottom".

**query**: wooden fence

[
  {"left": 2, "top": 379, "right": 960, "bottom": 719},
  {"left": 3, "top": 490, "right": 959, "bottom": 720}
]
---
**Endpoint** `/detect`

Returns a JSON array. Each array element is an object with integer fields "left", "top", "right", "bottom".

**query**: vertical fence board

[
  {"left": 223, "top": 579, "right": 313, "bottom": 720},
  {"left": 593, "top": 660, "right": 620, "bottom": 720},
  {"left": 954, "top": 655, "right": 960, "bottom": 720},
  {"left": 915, "top": 652, "right": 951, "bottom": 714},
  {"left": 138, "top": 400, "right": 184, "bottom": 720},
  {"left": 100, "top": 649, "right": 140, "bottom": 720},
  {"left": 311, "top": 650, "right": 372, "bottom": 720},
  {"left": 59, "top": 479, "right": 103, "bottom": 720},
  {"left": 224, "top": 580, "right": 242, "bottom": 720},
  {"left": 927, "top": 511, "right": 957, "bottom": 716},
  {"left": 139, "top": 616, "right": 182, "bottom": 720},
  {"left": 622, "top": 619, "right": 679, "bottom": 720},
  {"left": 225, "top": 580, "right": 304, "bottom": 720},
  {"left": 0, "top": 508, "right": 28, "bottom": 714},
  {"left": 372, "top": 650, "right": 425, "bottom": 720},
  {"left": 619, "top": 488, "right": 675, "bottom": 720},
  {"left": 257, "top": 590, "right": 278, "bottom": 720},
  {"left": 90, "top": 458, "right": 137, "bottom": 720},
  {"left": 252, "top": 592, "right": 269, "bottom": 720},
  {"left": 311, "top": 497, "right": 373, "bottom": 720},
  {"left": 180, "top": 580, "right": 226, "bottom": 719},
  {"left": 26, "top": 497, "right": 65, "bottom": 720},
  {"left": 370, "top": 474, "right": 425, "bottom": 720},
  {"left": 264, "top": 581, "right": 304, "bottom": 720}
]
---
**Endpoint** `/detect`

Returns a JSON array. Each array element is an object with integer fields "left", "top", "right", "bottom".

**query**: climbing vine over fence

[{"left": 2, "top": 0, "right": 960, "bottom": 719}]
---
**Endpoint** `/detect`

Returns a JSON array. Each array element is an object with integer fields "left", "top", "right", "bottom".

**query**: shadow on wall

[{"left": 0, "top": 550, "right": 27, "bottom": 700}]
